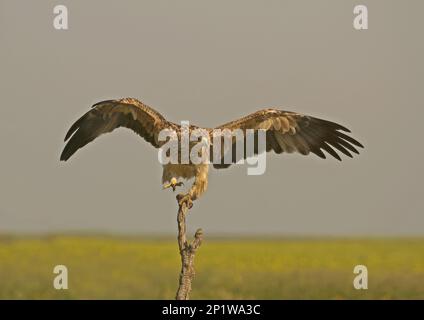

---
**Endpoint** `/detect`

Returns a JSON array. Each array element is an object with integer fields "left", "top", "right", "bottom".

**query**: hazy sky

[{"left": 0, "top": 0, "right": 423, "bottom": 235}]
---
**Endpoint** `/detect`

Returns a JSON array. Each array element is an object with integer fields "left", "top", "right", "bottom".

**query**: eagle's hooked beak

[{"left": 163, "top": 177, "right": 184, "bottom": 192}]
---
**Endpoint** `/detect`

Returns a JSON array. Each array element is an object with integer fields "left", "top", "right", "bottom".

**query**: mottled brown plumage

[{"left": 61, "top": 97, "right": 363, "bottom": 203}]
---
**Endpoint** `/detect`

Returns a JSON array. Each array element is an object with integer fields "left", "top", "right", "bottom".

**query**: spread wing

[
  {"left": 60, "top": 98, "right": 175, "bottom": 161},
  {"left": 212, "top": 108, "right": 363, "bottom": 168}
]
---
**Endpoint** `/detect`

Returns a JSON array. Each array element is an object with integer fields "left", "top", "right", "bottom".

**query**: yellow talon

[{"left": 163, "top": 177, "right": 184, "bottom": 192}]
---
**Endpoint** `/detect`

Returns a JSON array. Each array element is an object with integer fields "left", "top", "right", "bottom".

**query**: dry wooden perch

[{"left": 175, "top": 194, "right": 203, "bottom": 300}]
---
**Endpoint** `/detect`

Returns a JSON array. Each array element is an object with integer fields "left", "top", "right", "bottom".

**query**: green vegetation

[{"left": 0, "top": 236, "right": 423, "bottom": 299}]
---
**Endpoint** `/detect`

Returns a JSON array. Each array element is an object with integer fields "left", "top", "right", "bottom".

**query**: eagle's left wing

[{"left": 212, "top": 108, "right": 363, "bottom": 168}]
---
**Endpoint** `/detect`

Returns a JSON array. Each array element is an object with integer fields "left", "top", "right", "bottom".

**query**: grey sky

[{"left": 0, "top": 0, "right": 423, "bottom": 235}]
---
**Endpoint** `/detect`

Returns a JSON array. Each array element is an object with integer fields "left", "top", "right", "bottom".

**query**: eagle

[{"left": 60, "top": 98, "right": 363, "bottom": 208}]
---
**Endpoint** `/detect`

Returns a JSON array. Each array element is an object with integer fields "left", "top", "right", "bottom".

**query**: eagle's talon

[
  {"left": 177, "top": 193, "right": 193, "bottom": 209},
  {"left": 163, "top": 177, "right": 184, "bottom": 192}
]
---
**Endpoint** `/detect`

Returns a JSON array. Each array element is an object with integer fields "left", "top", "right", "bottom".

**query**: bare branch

[{"left": 175, "top": 195, "right": 203, "bottom": 300}]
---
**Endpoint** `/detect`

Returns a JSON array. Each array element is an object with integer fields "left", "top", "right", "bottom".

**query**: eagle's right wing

[{"left": 60, "top": 98, "right": 175, "bottom": 161}]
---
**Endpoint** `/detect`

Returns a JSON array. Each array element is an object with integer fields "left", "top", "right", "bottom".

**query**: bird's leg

[
  {"left": 176, "top": 183, "right": 201, "bottom": 210},
  {"left": 176, "top": 193, "right": 193, "bottom": 209},
  {"left": 176, "top": 165, "right": 208, "bottom": 209},
  {"left": 163, "top": 177, "right": 184, "bottom": 192}
]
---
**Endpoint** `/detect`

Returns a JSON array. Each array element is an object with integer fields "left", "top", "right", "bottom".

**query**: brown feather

[
  {"left": 61, "top": 98, "right": 173, "bottom": 161},
  {"left": 214, "top": 108, "right": 363, "bottom": 167}
]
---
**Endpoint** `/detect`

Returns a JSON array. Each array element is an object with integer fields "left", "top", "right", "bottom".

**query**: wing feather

[
  {"left": 213, "top": 108, "right": 363, "bottom": 168},
  {"left": 60, "top": 98, "right": 173, "bottom": 161}
]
